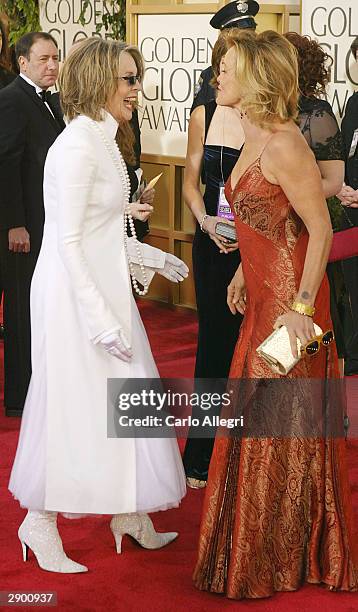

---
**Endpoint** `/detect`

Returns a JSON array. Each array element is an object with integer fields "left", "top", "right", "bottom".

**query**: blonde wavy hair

[
  {"left": 59, "top": 37, "right": 144, "bottom": 165},
  {"left": 226, "top": 30, "right": 299, "bottom": 128}
]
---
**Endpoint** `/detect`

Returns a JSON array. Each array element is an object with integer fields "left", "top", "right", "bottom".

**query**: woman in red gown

[{"left": 193, "top": 30, "right": 358, "bottom": 599}]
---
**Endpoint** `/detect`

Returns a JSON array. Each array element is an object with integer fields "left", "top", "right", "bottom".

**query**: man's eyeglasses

[{"left": 118, "top": 75, "right": 141, "bottom": 86}]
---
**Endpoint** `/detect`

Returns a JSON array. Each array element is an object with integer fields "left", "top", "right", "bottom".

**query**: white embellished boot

[
  {"left": 18, "top": 511, "right": 88, "bottom": 573},
  {"left": 110, "top": 513, "right": 178, "bottom": 554}
]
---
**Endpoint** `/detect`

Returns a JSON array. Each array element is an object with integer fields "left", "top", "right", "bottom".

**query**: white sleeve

[{"left": 55, "top": 133, "right": 122, "bottom": 342}]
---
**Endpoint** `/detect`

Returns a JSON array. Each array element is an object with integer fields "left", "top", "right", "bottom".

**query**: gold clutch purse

[{"left": 256, "top": 323, "right": 323, "bottom": 375}]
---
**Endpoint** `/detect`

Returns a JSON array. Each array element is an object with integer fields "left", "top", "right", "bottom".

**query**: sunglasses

[
  {"left": 118, "top": 75, "right": 141, "bottom": 86},
  {"left": 301, "top": 330, "right": 334, "bottom": 356}
]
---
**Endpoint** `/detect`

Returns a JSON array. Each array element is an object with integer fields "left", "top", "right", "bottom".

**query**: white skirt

[{"left": 9, "top": 298, "right": 186, "bottom": 516}]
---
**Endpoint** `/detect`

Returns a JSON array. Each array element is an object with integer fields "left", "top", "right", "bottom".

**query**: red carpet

[{"left": 1, "top": 299, "right": 358, "bottom": 611}]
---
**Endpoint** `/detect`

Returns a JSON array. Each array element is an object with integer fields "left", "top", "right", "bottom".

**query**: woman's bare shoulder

[
  {"left": 190, "top": 104, "right": 205, "bottom": 127},
  {"left": 188, "top": 105, "right": 205, "bottom": 146},
  {"left": 267, "top": 124, "right": 313, "bottom": 162}
]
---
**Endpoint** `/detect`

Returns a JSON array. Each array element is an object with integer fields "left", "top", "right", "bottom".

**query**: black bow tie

[{"left": 39, "top": 90, "right": 52, "bottom": 103}]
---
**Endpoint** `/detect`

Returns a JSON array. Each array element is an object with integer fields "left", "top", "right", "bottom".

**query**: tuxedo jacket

[{"left": 0, "top": 76, "right": 65, "bottom": 250}]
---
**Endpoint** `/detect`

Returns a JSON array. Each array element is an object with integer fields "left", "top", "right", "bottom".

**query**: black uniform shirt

[{"left": 191, "top": 66, "right": 216, "bottom": 113}]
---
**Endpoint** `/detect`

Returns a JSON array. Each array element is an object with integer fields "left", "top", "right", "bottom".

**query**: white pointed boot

[
  {"left": 18, "top": 511, "right": 88, "bottom": 573},
  {"left": 110, "top": 513, "right": 178, "bottom": 554}
]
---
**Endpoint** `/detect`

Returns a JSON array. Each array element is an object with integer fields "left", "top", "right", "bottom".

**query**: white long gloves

[
  {"left": 100, "top": 329, "right": 132, "bottom": 362},
  {"left": 151, "top": 253, "right": 189, "bottom": 283}
]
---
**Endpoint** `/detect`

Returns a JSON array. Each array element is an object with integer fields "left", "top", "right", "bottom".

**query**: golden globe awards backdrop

[
  {"left": 138, "top": 14, "right": 217, "bottom": 157},
  {"left": 301, "top": 0, "right": 358, "bottom": 119}
]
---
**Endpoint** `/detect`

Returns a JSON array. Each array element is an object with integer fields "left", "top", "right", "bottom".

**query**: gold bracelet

[{"left": 291, "top": 301, "right": 315, "bottom": 317}]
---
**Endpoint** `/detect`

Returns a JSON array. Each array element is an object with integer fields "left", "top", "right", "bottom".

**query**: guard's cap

[{"left": 210, "top": 1, "right": 259, "bottom": 30}]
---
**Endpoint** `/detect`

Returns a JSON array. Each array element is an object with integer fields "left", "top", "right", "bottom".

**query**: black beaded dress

[{"left": 183, "top": 100, "right": 243, "bottom": 481}]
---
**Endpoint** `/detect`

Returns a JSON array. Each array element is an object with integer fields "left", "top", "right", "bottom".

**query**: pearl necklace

[{"left": 90, "top": 119, "right": 149, "bottom": 296}]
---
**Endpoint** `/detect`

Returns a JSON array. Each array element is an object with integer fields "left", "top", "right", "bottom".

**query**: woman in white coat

[{"left": 9, "top": 38, "right": 187, "bottom": 573}]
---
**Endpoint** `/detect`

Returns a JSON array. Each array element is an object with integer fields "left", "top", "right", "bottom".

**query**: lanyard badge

[
  {"left": 217, "top": 181, "right": 234, "bottom": 220},
  {"left": 217, "top": 145, "right": 234, "bottom": 220}
]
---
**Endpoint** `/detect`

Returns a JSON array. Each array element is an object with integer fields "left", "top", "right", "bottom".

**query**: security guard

[{"left": 191, "top": 0, "right": 260, "bottom": 112}]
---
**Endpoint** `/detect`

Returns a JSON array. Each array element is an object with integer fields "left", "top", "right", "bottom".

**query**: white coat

[{"left": 9, "top": 112, "right": 186, "bottom": 515}]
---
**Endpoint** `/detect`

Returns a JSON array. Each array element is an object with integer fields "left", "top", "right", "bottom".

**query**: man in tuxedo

[{"left": 0, "top": 32, "right": 65, "bottom": 415}]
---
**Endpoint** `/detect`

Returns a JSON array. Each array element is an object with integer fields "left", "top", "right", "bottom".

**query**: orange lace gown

[{"left": 193, "top": 157, "right": 358, "bottom": 599}]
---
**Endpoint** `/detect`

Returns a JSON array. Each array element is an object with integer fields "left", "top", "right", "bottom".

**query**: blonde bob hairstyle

[
  {"left": 226, "top": 30, "right": 299, "bottom": 128},
  {"left": 59, "top": 37, "right": 144, "bottom": 165}
]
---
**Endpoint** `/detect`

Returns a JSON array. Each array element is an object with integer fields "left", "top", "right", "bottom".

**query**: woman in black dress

[
  {"left": 284, "top": 34, "right": 344, "bottom": 197},
  {"left": 182, "top": 37, "right": 244, "bottom": 487},
  {"left": 285, "top": 33, "right": 346, "bottom": 364}
]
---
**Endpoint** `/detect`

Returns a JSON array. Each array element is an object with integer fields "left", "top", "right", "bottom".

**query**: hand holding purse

[
  {"left": 215, "top": 221, "right": 237, "bottom": 243},
  {"left": 256, "top": 323, "right": 323, "bottom": 375}
]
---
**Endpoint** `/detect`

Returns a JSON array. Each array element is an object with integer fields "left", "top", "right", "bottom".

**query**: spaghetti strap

[
  {"left": 230, "top": 132, "right": 277, "bottom": 193},
  {"left": 258, "top": 132, "right": 276, "bottom": 159}
]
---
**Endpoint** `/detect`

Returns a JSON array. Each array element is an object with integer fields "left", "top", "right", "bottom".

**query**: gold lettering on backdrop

[
  {"left": 138, "top": 15, "right": 218, "bottom": 155},
  {"left": 40, "top": 0, "right": 114, "bottom": 61},
  {"left": 303, "top": 2, "right": 358, "bottom": 119},
  {"left": 140, "top": 36, "right": 213, "bottom": 136}
]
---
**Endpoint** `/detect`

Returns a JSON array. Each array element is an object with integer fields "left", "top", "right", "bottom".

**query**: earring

[{"left": 239, "top": 109, "right": 247, "bottom": 120}]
